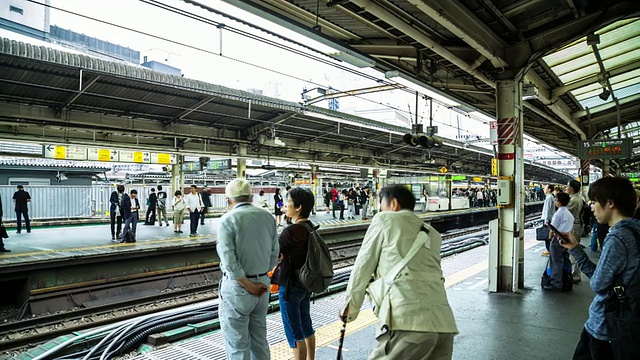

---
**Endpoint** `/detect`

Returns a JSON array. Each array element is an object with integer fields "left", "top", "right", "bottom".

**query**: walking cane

[{"left": 337, "top": 306, "right": 349, "bottom": 360}]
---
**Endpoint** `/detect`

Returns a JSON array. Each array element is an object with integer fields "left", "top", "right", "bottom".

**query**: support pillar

[
  {"left": 237, "top": 145, "right": 247, "bottom": 179},
  {"left": 603, "top": 159, "right": 610, "bottom": 178},
  {"left": 172, "top": 155, "right": 184, "bottom": 194},
  {"left": 492, "top": 77, "right": 525, "bottom": 292},
  {"left": 311, "top": 165, "right": 318, "bottom": 215}
]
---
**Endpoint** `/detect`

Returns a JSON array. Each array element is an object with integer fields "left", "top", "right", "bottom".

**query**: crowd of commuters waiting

[{"left": 2, "top": 176, "right": 639, "bottom": 359}]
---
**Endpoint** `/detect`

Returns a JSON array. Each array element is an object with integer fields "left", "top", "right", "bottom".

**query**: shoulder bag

[{"left": 366, "top": 225, "right": 429, "bottom": 327}]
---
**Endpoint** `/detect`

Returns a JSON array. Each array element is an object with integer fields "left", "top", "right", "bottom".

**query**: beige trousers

[{"left": 369, "top": 330, "right": 455, "bottom": 360}]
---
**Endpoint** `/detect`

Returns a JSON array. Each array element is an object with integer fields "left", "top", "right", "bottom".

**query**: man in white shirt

[
  {"left": 540, "top": 184, "right": 556, "bottom": 256},
  {"left": 341, "top": 185, "right": 458, "bottom": 360},
  {"left": 184, "top": 184, "right": 204, "bottom": 237},
  {"left": 544, "top": 192, "right": 574, "bottom": 291}
]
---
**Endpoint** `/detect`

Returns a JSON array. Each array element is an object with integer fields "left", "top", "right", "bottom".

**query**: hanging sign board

[{"left": 578, "top": 138, "right": 632, "bottom": 159}]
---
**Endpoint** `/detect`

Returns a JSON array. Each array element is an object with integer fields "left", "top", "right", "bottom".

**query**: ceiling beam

[
  {"left": 164, "top": 95, "right": 216, "bottom": 126},
  {"left": 524, "top": 71, "right": 587, "bottom": 139},
  {"left": 349, "top": 0, "right": 494, "bottom": 87},
  {"left": 406, "top": 0, "right": 508, "bottom": 68},
  {"left": 241, "top": 111, "right": 296, "bottom": 139},
  {"left": 57, "top": 75, "right": 101, "bottom": 113}
]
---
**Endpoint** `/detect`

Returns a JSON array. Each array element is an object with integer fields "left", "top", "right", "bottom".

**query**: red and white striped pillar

[{"left": 494, "top": 78, "right": 525, "bottom": 292}]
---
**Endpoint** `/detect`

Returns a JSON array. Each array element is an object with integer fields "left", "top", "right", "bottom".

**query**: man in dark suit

[
  {"left": 109, "top": 185, "right": 125, "bottom": 240},
  {"left": 144, "top": 188, "right": 157, "bottom": 225},
  {"left": 120, "top": 189, "right": 140, "bottom": 243},
  {"left": 0, "top": 194, "right": 9, "bottom": 252},
  {"left": 12, "top": 185, "right": 31, "bottom": 234}
]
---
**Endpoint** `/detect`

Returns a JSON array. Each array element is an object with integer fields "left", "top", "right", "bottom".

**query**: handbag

[
  {"left": 268, "top": 264, "right": 281, "bottom": 294},
  {"left": 366, "top": 225, "right": 428, "bottom": 326},
  {"left": 536, "top": 225, "right": 550, "bottom": 241}
]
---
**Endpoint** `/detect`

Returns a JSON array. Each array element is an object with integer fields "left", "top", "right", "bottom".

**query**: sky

[{"left": 6, "top": 0, "right": 578, "bottom": 174}]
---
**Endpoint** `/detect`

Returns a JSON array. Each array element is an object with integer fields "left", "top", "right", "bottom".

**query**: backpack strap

[
  {"left": 382, "top": 225, "right": 429, "bottom": 286},
  {"left": 610, "top": 224, "right": 640, "bottom": 296}
]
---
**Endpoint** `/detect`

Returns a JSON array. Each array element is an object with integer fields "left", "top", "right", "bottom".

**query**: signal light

[
  {"left": 404, "top": 133, "right": 441, "bottom": 149},
  {"left": 403, "top": 133, "right": 418, "bottom": 146}
]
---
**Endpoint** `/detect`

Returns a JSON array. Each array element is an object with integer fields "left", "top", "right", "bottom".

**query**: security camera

[{"left": 54, "top": 172, "right": 68, "bottom": 183}]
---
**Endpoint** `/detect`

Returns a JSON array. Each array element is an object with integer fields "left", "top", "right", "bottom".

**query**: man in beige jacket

[{"left": 341, "top": 185, "right": 458, "bottom": 360}]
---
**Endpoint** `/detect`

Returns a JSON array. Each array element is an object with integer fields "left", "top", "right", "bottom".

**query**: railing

[{"left": 0, "top": 185, "right": 278, "bottom": 221}]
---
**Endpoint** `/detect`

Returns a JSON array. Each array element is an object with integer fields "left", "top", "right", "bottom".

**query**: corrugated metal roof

[
  {"left": 0, "top": 157, "right": 112, "bottom": 170},
  {"left": 0, "top": 36, "right": 301, "bottom": 112}
]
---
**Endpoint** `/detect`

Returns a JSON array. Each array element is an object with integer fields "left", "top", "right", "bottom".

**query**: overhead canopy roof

[
  {"left": 209, "top": 0, "right": 640, "bottom": 172},
  {"left": 0, "top": 36, "right": 572, "bottom": 183}
]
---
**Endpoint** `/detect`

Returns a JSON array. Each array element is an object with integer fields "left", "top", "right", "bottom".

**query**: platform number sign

[{"left": 578, "top": 138, "right": 632, "bottom": 159}]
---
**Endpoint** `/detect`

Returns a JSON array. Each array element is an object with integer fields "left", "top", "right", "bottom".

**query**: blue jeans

[{"left": 279, "top": 284, "right": 314, "bottom": 348}]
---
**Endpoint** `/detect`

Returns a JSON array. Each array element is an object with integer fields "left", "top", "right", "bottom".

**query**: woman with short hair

[
  {"left": 172, "top": 190, "right": 185, "bottom": 233},
  {"left": 274, "top": 187, "right": 316, "bottom": 360}
]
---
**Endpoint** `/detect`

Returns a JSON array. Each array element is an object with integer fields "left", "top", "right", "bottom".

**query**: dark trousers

[
  {"left": 549, "top": 238, "right": 569, "bottom": 289},
  {"left": 332, "top": 200, "right": 337, "bottom": 218},
  {"left": 544, "top": 238, "right": 551, "bottom": 252},
  {"left": 121, "top": 212, "right": 138, "bottom": 242},
  {"left": 339, "top": 204, "right": 345, "bottom": 220},
  {"left": 145, "top": 206, "right": 156, "bottom": 224},
  {"left": 16, "top": 209, "right": 31, "bottom": 233},
  {"left": 573, "top": 328, "right": 614, "bottom": 360},
  {"left": 189, "top": 210, "right": 200, "bottom": 234},
  {"left": 200, "top": 208, "right": 207, "bottom": 225},
  {"left": 110, "top": 210, "right": 122, "bottom": 237}
]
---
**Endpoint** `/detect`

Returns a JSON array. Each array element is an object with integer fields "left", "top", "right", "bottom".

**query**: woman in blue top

[
  {"left": 560, "top": 177, "right": 640, "bottom": 360},
  {"left": 275, "top": 187, "right": 316, "bottom": 360}
]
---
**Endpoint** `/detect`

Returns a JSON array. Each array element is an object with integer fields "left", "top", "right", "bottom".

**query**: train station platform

[
  {"left": 127, "top": 228, "right": 593, "bottom": 360},
  {"left": 0, "top": 204, "right": 538, "bottom": 267}
]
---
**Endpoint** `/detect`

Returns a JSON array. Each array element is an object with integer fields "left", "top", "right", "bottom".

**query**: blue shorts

[{"left": 278, "top": 284, "right": 315, "bottom": 348}]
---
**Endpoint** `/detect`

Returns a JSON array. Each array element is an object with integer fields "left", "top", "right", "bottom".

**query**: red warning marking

[{"left": 496, "top": 153, "right": 515, "bottom": 160}]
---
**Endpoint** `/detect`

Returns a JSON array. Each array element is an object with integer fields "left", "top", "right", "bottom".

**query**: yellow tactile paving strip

[
  {"left": 270, "top": 309, "right": 378, "bottom": 359},
  {"left": 270, "top": 238, "right": 540, "bottom": 359}
]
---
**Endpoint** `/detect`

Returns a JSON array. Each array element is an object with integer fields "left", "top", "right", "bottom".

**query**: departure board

[{"left": 578, "top": 138, "right": 632, "bottom": 159}]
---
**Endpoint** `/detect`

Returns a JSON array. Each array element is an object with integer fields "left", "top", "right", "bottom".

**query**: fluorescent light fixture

[{"left": 330, "top": 51, "right": 376, "bottom": 68}]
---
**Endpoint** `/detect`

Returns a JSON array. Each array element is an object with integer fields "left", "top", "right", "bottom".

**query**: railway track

[{"left": 0, "top": 217, "right": 540, "bottom": 354}]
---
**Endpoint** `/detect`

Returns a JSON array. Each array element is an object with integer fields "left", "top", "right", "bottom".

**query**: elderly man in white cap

[{"left": 216, "top": 178, "right": 279, "bottom": 360}]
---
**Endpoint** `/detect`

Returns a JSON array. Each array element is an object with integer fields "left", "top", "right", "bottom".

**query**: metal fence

[{"left": 0, "top": 185, "right": 281, "bottom": 221}]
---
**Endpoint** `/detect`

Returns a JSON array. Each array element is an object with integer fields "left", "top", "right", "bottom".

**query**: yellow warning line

[{"left": 270, "top": 238, "right": 542, "bottom": 358}]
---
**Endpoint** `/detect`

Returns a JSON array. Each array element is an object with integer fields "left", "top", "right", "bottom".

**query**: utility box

[{"left": 497, "top": 179, "right": 513, "bottom": 206}]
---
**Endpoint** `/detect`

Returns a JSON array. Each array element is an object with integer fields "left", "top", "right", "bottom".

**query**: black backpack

[
  {"left": 581, "top": 200, "right": 594, "bottom": 235},
  {"left": 296, "top": 222, "right": 334, "bottom": 293}
]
